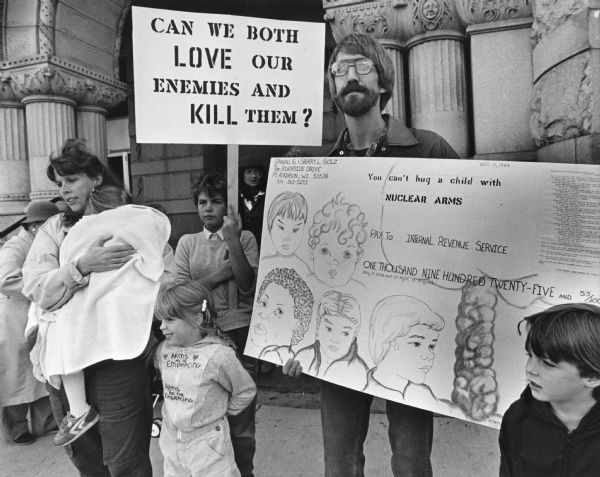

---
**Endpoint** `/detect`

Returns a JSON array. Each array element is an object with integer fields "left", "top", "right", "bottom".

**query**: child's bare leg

[
  {"left": 62, "top": 371, "right": 89, "bottom": 417},
  {"left": 54, "top": 371, "right": 99, "bottom": 447}
]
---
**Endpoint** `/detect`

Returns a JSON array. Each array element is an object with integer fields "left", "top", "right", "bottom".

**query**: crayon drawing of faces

[
  {"left": 271, "top": 216, "right": 305, "bottom": 256},
  {"left": 386, "top": 324, "right": 439, "bottom": 384},
  {"left": 369, "top": 295, "right": 445, "bottom": 388},
  {"left": 318, "top": 313, "right": 359, "bottom": 362},
  {"left": 253, "top": 282, "right": 295, "bottom": 348},
  {"left": 312, "top": 228, "right": 361, "bottom": 288}
]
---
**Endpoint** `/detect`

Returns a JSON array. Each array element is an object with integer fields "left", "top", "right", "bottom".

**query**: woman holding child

[{"left": 22, "top": 139, "right": 174, "bottom": 477}]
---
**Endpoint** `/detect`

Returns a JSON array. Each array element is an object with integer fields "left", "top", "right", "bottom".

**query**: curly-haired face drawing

[
  {"left": 369, "top": 295, "right": 445, "bottom": 391},
  {"left": 266, "top": 191, "right": 308, "bottom": 258},
  {"left": 308, "top": 193, "right": 367, "bottom": 288},
  {"left": 253, "top": 267, "right": 314, "bottom": 365}
]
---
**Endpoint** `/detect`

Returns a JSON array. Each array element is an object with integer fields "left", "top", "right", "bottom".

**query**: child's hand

[
  {"left": 77, "top": 234, "right": 135, "bottom": 275},
  {"left": 282, "top": 358, "right": 303, "bottom": 378},
  {"left": 222, "top": 206, "right": 242, "bottom": 243}
]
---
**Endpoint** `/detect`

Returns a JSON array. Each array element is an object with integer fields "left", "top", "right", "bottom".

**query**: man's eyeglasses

[{"left": 330, "top": 58, "right": 375, "bottom": 77}]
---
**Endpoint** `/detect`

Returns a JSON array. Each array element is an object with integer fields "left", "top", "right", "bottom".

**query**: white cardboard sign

[
  {"left": 131, "top": 7, "right": 325, "bottom": 145},
  {"left": 244, "top": 157, "right": 600, "bottom": 429}
]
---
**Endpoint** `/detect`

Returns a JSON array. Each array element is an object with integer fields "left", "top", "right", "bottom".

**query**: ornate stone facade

[
  {"left": 324, "top": 0, "right": 410, "bottom": 41},
  {"left": 0, "top": 56, "right": 126, "bottom": 108},
  {"left": 0, "top": 0, "right": 130, "bottom": 230},
  {"left": 531, "top": 0, "right": 588, "bottom": 44},
  {"left": 531, "top": 0, "right": 598, "bottom": 162},
  {"left": 455, "top": 0, "right": 532, "bottom": 24},
  {"left": 411, "top": 0, "right": 455, "bottom": 31},
  {"left": 530, "top": 52, "right": 592, "bottom": 146},
  {"left": 456, "top": 0, "right": 535, "bottom": 160}
]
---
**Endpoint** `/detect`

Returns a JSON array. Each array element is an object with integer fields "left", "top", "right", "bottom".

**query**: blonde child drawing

[{"left": 307, "top": 192, "right": 367, "bottom": 291}]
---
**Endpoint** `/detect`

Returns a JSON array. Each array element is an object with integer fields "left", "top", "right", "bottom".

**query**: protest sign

[
  {"left": 131, "top": 7, "right": 325, "bottom": 145},
  {"left": 244, "top": 157, "right": 600, "bottom": 428}
]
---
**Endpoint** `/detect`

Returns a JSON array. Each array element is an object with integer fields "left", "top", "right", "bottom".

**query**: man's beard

[{"left": 334, "top": 81, "right": 380, "bottom": 117}]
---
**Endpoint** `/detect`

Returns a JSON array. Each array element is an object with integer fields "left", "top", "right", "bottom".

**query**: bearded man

[{"left": 285, "top": 33, "right": 459, "bottom": 477}]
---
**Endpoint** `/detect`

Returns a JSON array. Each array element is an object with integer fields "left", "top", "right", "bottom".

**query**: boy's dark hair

[
  {"left": 191, "top": 173, "right": 227, "bottom": 206},
  {"left": 327, "top": 33, "right": 395, "bottom": 111},
  {"left": 520, "top": 303, "right": 600, "bottom": 384}
]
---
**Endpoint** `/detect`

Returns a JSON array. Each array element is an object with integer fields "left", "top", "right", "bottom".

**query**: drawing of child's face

[
  {"left": 385, "top": 324, "right": 439, "bottom": 384},
  {"left": 270, "top": 215, "right": 305, "bottom": 256},
  {"left": 311, "top": 229, "right": 360, "bottom": 287},
  {"left": 318, "top": 314, "right": 357, "bottom": 362},
  {"left": 253, "top": 282, "right": 295, "bottom": 347}
]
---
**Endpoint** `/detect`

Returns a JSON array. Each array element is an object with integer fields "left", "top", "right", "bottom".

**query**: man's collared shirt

[{"left": 330, "top": 114, "right": 459, "bottom": 159}]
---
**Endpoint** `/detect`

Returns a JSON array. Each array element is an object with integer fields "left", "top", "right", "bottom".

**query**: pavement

[
  {"left": 1, "top": 394, "right": 500, "bottom": 476},
  {"left": 2, "top": 373, "right": 500, "bottom": 476}
]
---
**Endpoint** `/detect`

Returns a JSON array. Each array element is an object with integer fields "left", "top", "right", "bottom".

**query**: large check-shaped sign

[{"left": 244, "top": 157, "right": 600, "bottom": 429}]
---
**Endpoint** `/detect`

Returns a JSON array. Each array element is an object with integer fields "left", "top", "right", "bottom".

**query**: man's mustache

[{"left": 341, "top": 82, "right": 368, "bottom": 96}]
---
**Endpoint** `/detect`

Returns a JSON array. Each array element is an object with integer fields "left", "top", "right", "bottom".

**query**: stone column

[
  {"left": 530, "top": 0, "right": 600, "bottom": 163},
  {"left": 0, "top": 58, "right": 126, "bottom": 204},
  {"left": 77, "top": 105, "right": 108, "bottom": 161},
  {"left": 22, "top": 95, "right": 77, "bottom": 199},
  {"left": 0, "top": 101, "right": 30, "bottom": 227},
  {"left": 401, "top": 0, "right": 469, "bottom": 157},
  {"left": 456, "top": 0, "right": 535, "bottom": 161},
  {"left": 380, "top": 39, "right": 406, "bottom": 122},
  {"left": 408, "top": 32, "right": 469, "bottom": 157}
]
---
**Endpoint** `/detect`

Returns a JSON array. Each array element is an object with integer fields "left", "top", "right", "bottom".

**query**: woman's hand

[{"left": 76, "top": 234, "right": 136, "bottom": 275}]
